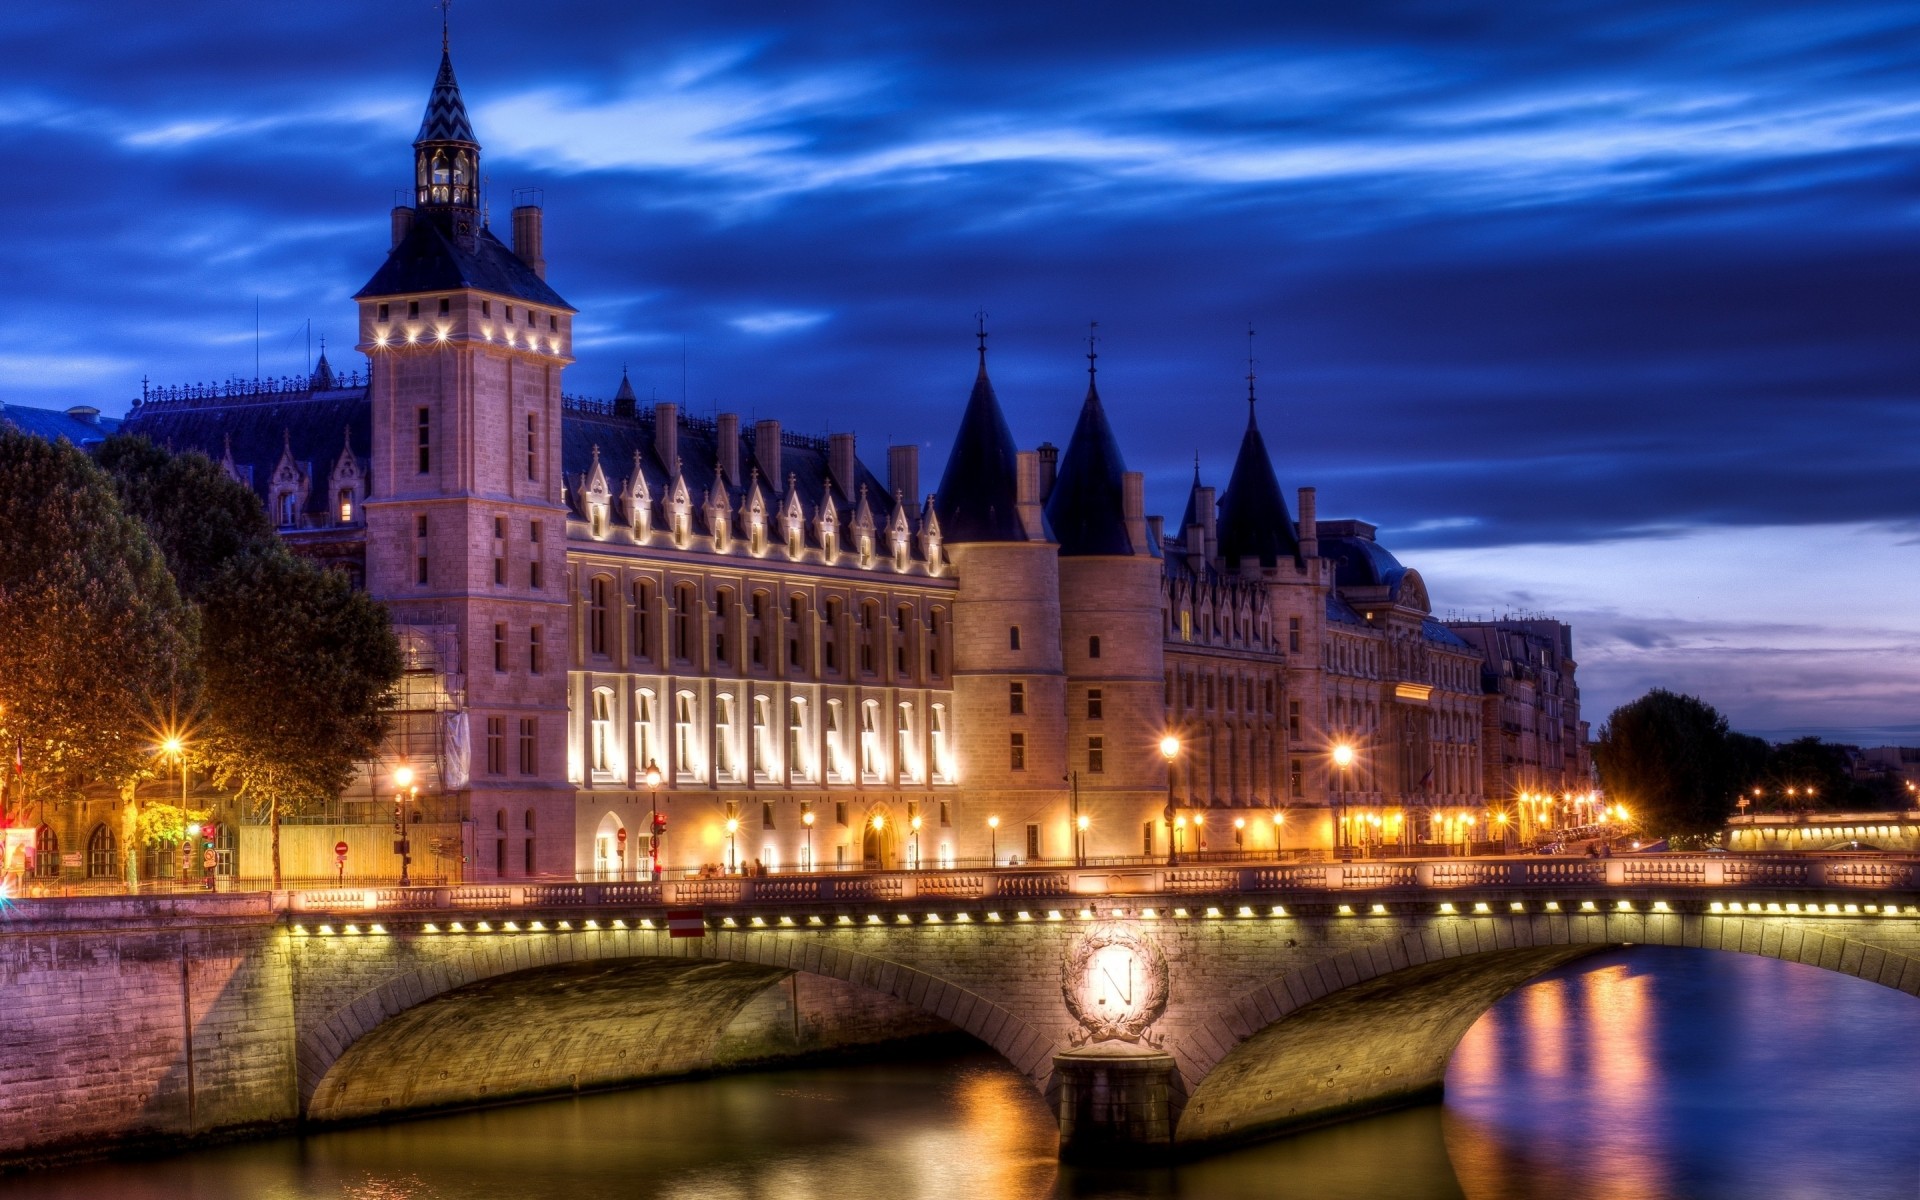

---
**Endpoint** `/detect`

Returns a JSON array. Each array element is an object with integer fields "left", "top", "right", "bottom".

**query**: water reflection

[{"left": 0, "top": 947, "right": 1913, "bottom": 1200}]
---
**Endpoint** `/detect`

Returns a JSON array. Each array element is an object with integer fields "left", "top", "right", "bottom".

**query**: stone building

[
  {"left": 15, "top": 45, "right": 1588, "bottom": 882},
  {"left": 1446, "top": 617, "right": 1598, "bottom": 840}
]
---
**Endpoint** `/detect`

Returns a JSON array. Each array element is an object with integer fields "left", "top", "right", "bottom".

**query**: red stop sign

[{"left": 334, "top": 841, "right": 349, "bottom": 861}]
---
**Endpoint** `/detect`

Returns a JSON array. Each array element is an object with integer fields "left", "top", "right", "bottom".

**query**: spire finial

[
  {"left": 1246, "top": 323, "right": 1257, "bottom": 406},
  {"left": 440, "top": 0, "right": 452, "bottom": 51},
  {"left": 1086, "top": 320, "right": 1100, "bottom": 385},
  {"left": 974, "top": 309, "right": 989, "bottom": 371}
]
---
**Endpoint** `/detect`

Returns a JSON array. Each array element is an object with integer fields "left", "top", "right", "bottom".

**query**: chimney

[
  {"left": 511, "top": 205, "right": 546, "bottom": 279},
  {"left": 1016, "top": 450, "right": 1044, "bottom": 540},
  {"left": 1122, "top": 471, "right": 1146, "bottom": 554},
  {"left": 1147, "top": 513, "right": 1165, "bottom": 551},
  {"left": 654, "top": 403, "right": 679, "bottom": 475},
  {"left": 829, "top": 433, "right": 857, "bottom": 500},
  {"left": 390, "top": 206, "right": 415, "bottom": 249},
  {"left": 1297, "top": 487, "right": 1318, "bottom": 561},
  {"left": 754, "top": 419, "right": 782, "bottom": 490},
  {"left": 888, "top": 445, "right": 919, "bottom": 509},
  {"left": 1199, "top": 485, "right": 1218, "bottom": 560},
  {"left": 717, "top": 413, "right": 741, "bottom": 485},
  {"left": 1036, "top": 442, "right": 1059, "bottom": 502}
]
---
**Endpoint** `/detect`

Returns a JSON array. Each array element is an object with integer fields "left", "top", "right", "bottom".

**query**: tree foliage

[
  {"left": 0, "top": 431, "right": 198, "bottom": 806},
  {"left": 198, "top": 547, "right": 402, "bottom": 867},
  {"left": 96, "top": 434, "right": 275, "bottom": 601},
  {"left": 1593, "top": 689, "right": 1752, "bottom": 840}
]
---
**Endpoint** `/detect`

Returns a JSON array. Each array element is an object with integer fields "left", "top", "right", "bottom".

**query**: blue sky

[{"left": 2, "top": 0, "right": 1916, "bottom": 743}]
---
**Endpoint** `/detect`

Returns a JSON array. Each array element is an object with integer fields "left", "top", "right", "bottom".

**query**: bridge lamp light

[
  {"left": 1173, "top": 908, "right": 1190, "bottom": 918},
  {"left": 1331, "top": 743, "right": 1355, "bottom": 768},
  {"left": 1266, "top": 905, "right": 1287, "bottom": 918},
  {"left": 1369, "top": 904, "right": 1386, "bottom": 915},
  {"left": 1237, "top": 905, "right": 1255, "bottom": 918},
  {"left": 1335, "top": 905, "right": 1352, "bottom": 916},
  {"left": 1439, "top": 903, "right": 1457, "bottom": 915},
  {"left": 1205, "top": 906, "right": 1224, "bottom": 918},
  {"left": 1076, "top": 814, "right": 1090, "bottom": 831}
]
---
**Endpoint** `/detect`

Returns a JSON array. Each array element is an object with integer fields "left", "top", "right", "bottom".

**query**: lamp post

[
  {"left": 1160, "top": 734, "right": 1181, "bottom": 866},
  {"left": 1331, "top": 743, "right": 1355, "bottom": 859},
  {"left": 1233, "top": 816, "right": 1245, "bottom": 855},
  {"left": 870, "top": 813, "right": 885, "bottom": 871},
  {"left": 1173, "top": 814, "right": 1187, "bottom": 861},
  {"left": 392, "top": 765, "right": 416, "bottom": 887},
  {"left": 1075, "top": 813, "right": 1090, "bottom": 867},
  {"left": 1271, "top": 809, "right": 1285, "bottom": 861},
  {"left": 1067, "top": 770, "right": 1082, "bottom": 866},
  {"left": 643, "top": 760, "right": 663, "bottom": 882},
  {"left": 910, "top": 812, "right": 923, "bottom": 870},
  {"left": 803, "top": 808, "right": 815, "bottom": 871},
  {"left": 987, "top": 815, "right": 999, "bottom": 867},
  {"left": 725, "top": 815, "right": 739, "bottom": 875},
  {"left": 162, "top": 735, "right": 188, "bottom": 885}
]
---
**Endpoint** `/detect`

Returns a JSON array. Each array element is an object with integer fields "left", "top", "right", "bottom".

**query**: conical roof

[
  {"left": 614, "top": 371, "right": 638, "bottom": 404},
  {"left": 310, "top": 351, "right": 335, "bottom": 391},
  {"left": 1178, "top": 458, "right": 1203, "bottom": 533},
  {"left": 934, "top": 353, "right": 1030, "bottom": 543},
  {"left": 1215, "top": 401, "right": 1298, "bottom": 567},
  {"left": 1044, "top": 379, "right": 1133, "bottom": 556},
  {"left": 415, "top": 50, "right": 477, "bottom": 146}
]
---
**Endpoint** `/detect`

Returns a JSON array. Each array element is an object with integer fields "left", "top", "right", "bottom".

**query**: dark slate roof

[
  {"left": 1043, "top": 380, "right": 1133, "bottom": 556},
  {"left": 934, "top": 356, "right": 1032, "bottom": 543},
  {"left": 1178, "top": 461, "right": 1203, "bottom": 533},
  {"left": 561, "top": 401, "right": 899, "bottom": 547},
  {"left": 1215, "top": 401, "right": 1298, "bottom": 567},
  {"left": 415, "top": 50, "right": 477, "bottom": 146},
  {"left": 1327, "top": 591, "right": 1369, "bottom": 627},
  {"left": 356, "top": 219, "right": 571, "bottom": 309},
  {"left": 121, "top": 386, "right": 371, "bottom": 519},
  {"left": 1422, "top": 618, "right": 1473, "bottom": 649},
  {"left": 0, "top": 403, "right": 122, "bottom": 446}
]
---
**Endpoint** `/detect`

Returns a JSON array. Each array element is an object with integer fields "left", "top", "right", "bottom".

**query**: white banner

[{"left": 442, "top": 710, "right": 471, "bottom": 791}]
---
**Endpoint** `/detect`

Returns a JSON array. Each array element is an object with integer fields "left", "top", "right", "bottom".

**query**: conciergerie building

[{"left": 29, "top": 46, "right": 1592, "bottom": 883}]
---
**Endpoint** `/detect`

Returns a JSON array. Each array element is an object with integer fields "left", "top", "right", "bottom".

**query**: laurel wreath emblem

[{"left": 1061, "top": 923, "right": 1170, "bottom": 1047}]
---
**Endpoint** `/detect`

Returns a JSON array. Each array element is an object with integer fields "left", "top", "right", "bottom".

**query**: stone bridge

[{"left": 3, "top": 853, "right": 1918, "bottom": 1167}]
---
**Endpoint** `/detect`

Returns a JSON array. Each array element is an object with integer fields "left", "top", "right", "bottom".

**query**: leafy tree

[
  {"left": 0, "top": 430, "right": 198, "bottom": 886},
  {"left": 96, "top": 434, "right": 275, "bottom": 600},
  {"left": 1593, "top": 689, "right": 1748, "bottom": 842},
  {"left": 199, "top": 547, "right": 402, "bottom": 887}
]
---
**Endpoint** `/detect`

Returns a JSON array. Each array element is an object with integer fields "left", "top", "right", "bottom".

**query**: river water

[{"left": 3, "top": 947, "right": 1915, "bottom": 1200}]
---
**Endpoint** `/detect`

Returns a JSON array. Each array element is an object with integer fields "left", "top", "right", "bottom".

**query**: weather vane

[{"left": 439, "top": 0, "right": 453, "bottom": 50}]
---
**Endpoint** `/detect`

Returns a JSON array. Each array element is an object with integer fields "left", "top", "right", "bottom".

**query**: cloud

[{"left": 729, "top": 310, "right": 829, "bottom": 335}]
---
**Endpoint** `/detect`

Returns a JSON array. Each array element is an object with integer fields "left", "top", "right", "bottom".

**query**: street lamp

[
  {"left": 1233, "top": 815, "right": 1246, "bottom": 854},
  {"left": 802, "top": 807, "right": 815, "bottom": 871},
  {"left": 392, "top": 764, "right": 416, "bottom": 887},
  {"left": 160, "top": 734, "right": 190, "bottom": 887},
  {"left": 725, "top": 815, "right": 740, "bottom": 875},
  {"left": 644, "top": 760, "right": 663, "bottom": 882},
  {"left": 988, "top": 815, "right": 1000, "bottom": 867},
  {"left": 1173, "top": 814, "right": 1187, "bottom": 861},
  {"left": 910, "top": 812, "right": 923, "bottom": 870},
  {"left": 1271, "top": 809, "right": 1285, "bottom": 861},
  {"left": 1160, "top": 734, "right": 1181, "bottom": 865},
  {"left": 1075, "top": 813, "right": 1090, "bottom": 867},
  {"left": 1331, "top": 743, "right": 1355, "bottom": 859}
]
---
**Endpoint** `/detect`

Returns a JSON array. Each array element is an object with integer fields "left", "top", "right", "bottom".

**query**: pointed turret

[
  {"left": 934, "top": 334, "right": 1028, "bottom": 543},
  {"left": 310, "top": 346, "right": 336, "bottom": 391},
  {"left": 412, "top": 49, "right": 480, "bottom": 243},
  {"left": 1215, "top": 391, "right": 1299, "bottom": 569},
  {"left": 613, "top": 368, "right": 638, "bottom": 418},
  {"left": 1044, "top": 358, "right": 1133, "bottom": 556},
  {"left": 1178, "top": 456, "right": 1203, "bottom": 532}
]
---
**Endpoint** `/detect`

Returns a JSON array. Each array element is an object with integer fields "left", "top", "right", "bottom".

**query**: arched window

[
  {"left": 823, "top": 598, "right": 843, "bottom": 672},
  {"left": 715, "top": 693, "right": 738, "bottom": 780},
  {"left": 589, "top": 576, "right": 612, "bottom": 656},
  {"left": 632, "top": 581, "right": 654, "bottom": 660},
  {"left": 86, "top": 825, "right": 116, "bottom": 879},
  {"left": 927, "top": 609, "right": 944, "bottom": 677},
  {"left": 789, "top": 594, "right": 806, "bottom": 669},
  {"left": 895, "top": 702, "right": 915, "bottom": 782},
  {"left": 279, "top": 492, "right": 298, "bottom": 527},
  {"left": 930, "top": 704, "right": 951, "bottom": 782},
  {"left": 860, "top": 602, "right": 879, "bottom": 674},
  {"left": 714, "top": 589, "right": 732, "bottom": 666},
  {"left": 338, "top": 489, "right": 354, "bottom": 524},
  {"left": 35, "top": 825, "right": 58, "bottom": 878},
  {"left": 675, "top": 691, "right": 698, "bottom": 781},
  {"left": 753, "top": 694, "right": 775, "bottom": 780},
  {"left": 674, "top": 584, "right": 695, "bottom": 660},
  {"left": 826, "top": 698, "right": 846, "bottom": 781}
]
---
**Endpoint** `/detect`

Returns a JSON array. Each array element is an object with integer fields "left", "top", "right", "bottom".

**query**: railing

[
  {"left": 133, "top": 372, "right": 367, "bottom": 410},
  {"left": 8, "top": 854, "right": 1916, "bottom": 920}
]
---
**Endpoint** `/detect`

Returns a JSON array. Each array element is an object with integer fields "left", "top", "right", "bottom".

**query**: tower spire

[
  {"left": 1086, "top": 320, "right": 1100, "bottom": 390},
  {"left": 413, "top": 27, "right": 480, "bottom": 246},
  {"left": 974, "top": 309, "right": 990, "bottom": 374},
  {"left": 1246, "top": 323, "right": 1257, "bottom": 409},
  {"left": 441, "top": 0, "right": 452, "bottom": 51}
]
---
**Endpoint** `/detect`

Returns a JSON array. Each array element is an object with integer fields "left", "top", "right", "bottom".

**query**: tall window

[
  {"left": 635, "top": 690, "right": 656, "bottom": 774},
  {"left": 589, "top": 577, "right": 611, "bottom": 656},
  {"left": 591, "top": 689, "right": 615, "bottom": 777},
  {"left": 529, "top": 626, "right": 544, "bottom": 675},
  {"left": 859, "top": 701, "right": 880, "bottom": 778},
  {"left": 675, "top": 692, "right": 696, "bottom": 779},
  {"left": 632, "top": 582, "right": 654, "bottom": 660},
  {"left": 1288, "top": 616, "right": 1301, "bottom": 653},
  {"left": 826, "top": 700, "right": 845, "bottom": 780},
  {"left": 1089, "top": 635, "right": 1101, "bottom": 659},
  {"left": 1290, "top": 757, "right": 1303, "bottom": 797},
  {"left": 526, "top": 413, "right": 538, "bottom": 481},
  {"left": 753, "top": 695, "right": 775, "bottom": 779},
  {"left": 528, "top": 521, "right": 544, "bottom": 590},
  {"left": 895, "top": 703, "right": 914, "bottom": 782},
  {"left": 493, "top": 623, "right": 507, "bottom": 672},
  {"left": 788, "top": 595, "right": 805, "bottom": 668},
  {"left": 1010, "top": 732, "right": 1026, "bottom": 771},
  {"left": 788, "top": 699, "right": 808, "bottom": 782},
  {"left": 1088, "top": 736, "right": 1105, "bottom": 774},
  {"left": 715, "top": 694, "right": 737, "bottom": 780},
  {"left": 485, "top": 716, "right": 505, "bottom": 775},
  {"left": 415, "top": 514, "right": 428, "bottom": 586},
  {"left": 34, "top": 825, "right": 57, "bottom": 878},
  {"left": 714, "top": 591, "right": 731, "bottom": 665},
  {"left": 860, "top": 602, "right": 878, "bottom": 674},
  {"left": 927, "top": 609, "right": 943, "bottom": 676},
  {"left": 1009, "top": 626, "right": 1021, "bottom": 651},
  {"left": 86, "top": 825, "right": 116, "bottom": 878},
  {"left": 1087, "top": 688, "right": 1102, "bottom": 720},
  {"left": 1009, "top": 681, "right": 1025, "bottom": 715},
  {"left": 518, "top": 718, "right": 538, "bottom": 775},
  {"left": 416, "top": 407, "right": 431, "bottom": 474},
  {"left": 824, "top": 598, "right": 842, "bottom": 671},
  {"left": 674, "top": 584, "right": 695, "bottom": 659},
  {"left": 930, "top": 704, "right": 951, "bottom": 782},
  {"left": 1025, "top": 823, "right": 1040, "bottom": 860}
]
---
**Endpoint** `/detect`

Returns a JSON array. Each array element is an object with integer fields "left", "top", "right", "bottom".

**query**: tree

[
  {"left": 96, "top": 434, "right": 276, "bottom": 601},
  {"left": 1593, "top": 689, "right": 1749, "bottom": 843},
  {"left": 0, "top": 431, "right": 198, "bottom": 885},
  {"left": 198, "top": 547, "right": 402, "bottom": 887}
]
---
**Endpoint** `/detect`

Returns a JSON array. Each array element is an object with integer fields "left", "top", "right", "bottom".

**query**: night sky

[{"left": 3, "top": 1, "right": 1916, "bottom": 744}]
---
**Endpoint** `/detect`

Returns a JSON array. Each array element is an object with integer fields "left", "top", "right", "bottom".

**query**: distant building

[
  {"left": 1444, "top": 618, "right": 1598, "bottom": 839},
  {"left": 12, "top": 43, "right": 1591, "bottom": 882},
  {"left": 0, "top": 402, "right": 120, "bottom": 446}
]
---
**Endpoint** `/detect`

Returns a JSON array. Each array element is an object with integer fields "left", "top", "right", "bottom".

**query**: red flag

[{"left": 666, "top": 909, "right": 705, "bottom": 939}]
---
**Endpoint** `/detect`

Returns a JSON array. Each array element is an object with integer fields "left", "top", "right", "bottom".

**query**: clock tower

[{"left": 355, "top": 46, "right": 576, "bottom": 878}]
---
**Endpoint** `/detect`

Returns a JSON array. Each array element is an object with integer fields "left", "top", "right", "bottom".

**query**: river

[{"left": 2, "top": 946, "right": 1914, "bottom": 1199}]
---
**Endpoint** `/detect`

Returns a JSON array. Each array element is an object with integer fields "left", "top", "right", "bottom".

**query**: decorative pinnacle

[
  {"left": 974, "top": 309, "right": 989, "bottom": 370},
  {"left": 1246, "top": 323, "right": 1257, "bottom": 406},
  {"left": 439, "top": 0, "right": 452, "bottom": 51},
  {"left": 1086, "top": 320, "right": 1100, "bottom": 384}
]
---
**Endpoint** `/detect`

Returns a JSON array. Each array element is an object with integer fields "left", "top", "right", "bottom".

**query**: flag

[
  {"left": 667, "top": 909, "right": 706, "bottom": 939},
  {"left": 1416, "top": 767, "right": 1434, "bottom": 793}
]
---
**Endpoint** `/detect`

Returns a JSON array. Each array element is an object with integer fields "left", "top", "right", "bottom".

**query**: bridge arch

[
  {"left": 1169, "top": 912, "right": 1920, "bottom": 1149},
  {"left": 296, "top": 929, "right": 1049, "bottom": 1121}
]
